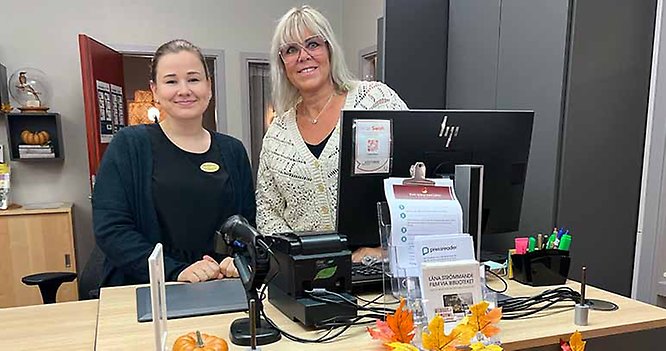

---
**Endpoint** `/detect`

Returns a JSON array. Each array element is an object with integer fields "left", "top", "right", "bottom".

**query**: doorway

[{"left": 247, "top": 60, "right": 273, "bottom": 178}]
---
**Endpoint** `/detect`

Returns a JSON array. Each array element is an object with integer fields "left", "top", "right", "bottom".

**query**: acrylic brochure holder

[
  {"left": 378, "top": 201, "right": 422, "bottom": 303},
  {"left": 378, "top": 161, "right": 441, "bottom": 304},
  {"left": 379, "top": 162, "right": 489, "bottom": 331},
  {"left": 148, "top": 243, "right": 168, "bottom": 351}
]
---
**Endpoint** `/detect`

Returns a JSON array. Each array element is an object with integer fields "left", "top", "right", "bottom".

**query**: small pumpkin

[
  {"left": 20, "top": 130, "right": 50, "bottom": 145},
  {"left": 173, "top": 330, "right": 229, "bottom": 351}
]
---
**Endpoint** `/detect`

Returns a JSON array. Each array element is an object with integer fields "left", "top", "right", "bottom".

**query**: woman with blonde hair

[{"left": 256, "top": 6, "right": 408, "bottom": 262}]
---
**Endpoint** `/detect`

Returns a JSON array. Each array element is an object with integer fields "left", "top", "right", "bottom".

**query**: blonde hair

[{"left": 270, "top": 5, "right": 356, "bottom": 115}]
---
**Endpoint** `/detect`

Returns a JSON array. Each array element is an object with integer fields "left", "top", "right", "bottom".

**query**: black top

[
  {"left": 93, "top": 124, "right": 256, "bottom": 287},
  {"left": 147, "top": 124, "right": 235, "bottom": 265},
  {"left": 306, "top": 131, "right": 334, "bottom": 158}
]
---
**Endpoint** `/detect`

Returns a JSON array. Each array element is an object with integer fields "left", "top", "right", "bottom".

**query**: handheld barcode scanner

[
  {"left": 574, "top": 266, "right": 590, "bottom": 326},
  {"left": 216, "top": 215, "right": 281, "bottom": 347}
]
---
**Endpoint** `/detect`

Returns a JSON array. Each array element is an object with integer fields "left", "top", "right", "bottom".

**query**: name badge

[{"left": 200, "top": 162, "right": 220, "bottom": 173}]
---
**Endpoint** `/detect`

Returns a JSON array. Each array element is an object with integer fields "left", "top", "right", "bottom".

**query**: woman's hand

[
  {"left": 352, "top": 247, "right": 384, "bottom": 263},
  {"left": 219, "top": 256, "right": 240, "bottom": 278},
  {"left": 177, "top": 255, "right": 222, "bottom": 283}
]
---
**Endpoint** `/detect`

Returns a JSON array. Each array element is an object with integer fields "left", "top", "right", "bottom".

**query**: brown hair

[{"left": 150, "top": 39, "right": 210, "bottom": 82}]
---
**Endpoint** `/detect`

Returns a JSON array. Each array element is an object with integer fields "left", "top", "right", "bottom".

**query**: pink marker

[{"left": 514, "top": 237, "right": 529, "bottom": 254}]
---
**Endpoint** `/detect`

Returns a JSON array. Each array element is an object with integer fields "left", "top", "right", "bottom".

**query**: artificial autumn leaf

[
  {"left": 559, "top": 339, "right": 572, "bottom": 351},
  {"left": 559, "top": 330, "right": 586, "bottom": 351},
  {"left": 367, "top": 298, "right": 415, "bottom": 347},
  {"left": 470, "top": 342, "right": 503, "bottom": 351},
  {"left": 386, "top": 299, "right": 416, "bottom": 343},
  {"left": 465, "top": 301, "right": 502, "bottom": 337},
  {"left": 386, "top": 342, "right": 420, "bottom": 351},
  {"left": 421, "top": 315, "right": 475, "bottom": 351},
  {"left": 568, "top": 331, "right": 586, "bottom": 351},
  {"left": 368, "top": 319, "right": 395, "bottom": 344}
]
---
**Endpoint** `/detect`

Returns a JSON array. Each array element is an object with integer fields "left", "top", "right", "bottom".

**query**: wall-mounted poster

[{"left": 96, "top": 80, "right": 113, "bottom": 143}]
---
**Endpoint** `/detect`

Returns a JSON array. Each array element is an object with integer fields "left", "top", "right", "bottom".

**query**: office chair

[{"left": 21, "top": 245, "right": 105, "bottom": 303}]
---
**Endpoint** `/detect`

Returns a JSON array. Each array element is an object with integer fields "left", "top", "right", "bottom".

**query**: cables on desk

[
  {"left": 255, "top": 239, "right": 393, "bottom": 343},
  {"left": 485, "top": 269, "right": 508, "bottom": 294},
  {"left": 259, "top": 288, "right": 395, "bottom": 343},
  {"left": 498, "top": 287, "right": 580, "bottom": 320}
]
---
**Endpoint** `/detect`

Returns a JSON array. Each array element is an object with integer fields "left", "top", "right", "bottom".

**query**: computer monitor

[{"left": 337, "top": 110, "right": 534, "bottom": 252}]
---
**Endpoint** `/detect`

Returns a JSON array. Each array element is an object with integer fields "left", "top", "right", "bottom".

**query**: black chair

[
  {"left": 21, "top": 245, "right": 105, "bottom": 303},
  {"left": 21, "top": 272, "right": 77, "bottom": 304}
]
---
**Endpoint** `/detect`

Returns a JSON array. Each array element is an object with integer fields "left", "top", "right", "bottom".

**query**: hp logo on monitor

[{"left": 438, "top": 115, "right": 459, "bottom": 148}]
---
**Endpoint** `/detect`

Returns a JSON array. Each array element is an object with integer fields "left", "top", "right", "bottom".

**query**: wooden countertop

[
  {"left": 95, "top": 283, "right": 378, "bottom": 350},
  {"left": 0, "top": 299, "right": 98, "bottom": 350},
  {"left": 0, "top": 202, "right": 72, "bottom": 216},
  {"left": 95, "top": 279, "right": 666, "bottom": 350},
  {"left": 490, "top": 280, "right": 666, "bottom": 350}
]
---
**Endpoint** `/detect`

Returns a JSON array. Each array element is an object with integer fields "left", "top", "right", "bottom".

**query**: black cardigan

[{"left": 92, "top": 125, "right": 256, "bottom": 287}]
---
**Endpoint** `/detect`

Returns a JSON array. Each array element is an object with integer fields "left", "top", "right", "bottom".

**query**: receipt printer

[{"left": 265, "top": 232, "right": 357, "bottom": 327}]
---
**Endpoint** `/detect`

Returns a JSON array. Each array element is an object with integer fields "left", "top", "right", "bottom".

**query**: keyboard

[{"left": 351, "top": 262, "right": 390, "bottom": 292}]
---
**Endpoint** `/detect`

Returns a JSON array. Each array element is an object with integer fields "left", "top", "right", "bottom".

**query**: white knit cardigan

[{"left": 256, "top": 80, "right": 408, "bottom": 235}]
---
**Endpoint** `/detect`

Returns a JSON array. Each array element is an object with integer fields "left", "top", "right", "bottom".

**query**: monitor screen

[{"left": 336, "top": 110, "right": 534, "bottom": 250}]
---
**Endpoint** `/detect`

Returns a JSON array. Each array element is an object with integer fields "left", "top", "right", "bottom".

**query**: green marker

[
  {"left": 558, "top": 234, "right": 572, "bottom": 251},
  {"left": 546, "top": 233, "right": 557, "bottom": 249},
  {"left": 528, "top": 236, "right": 536, "bottom": 252}
]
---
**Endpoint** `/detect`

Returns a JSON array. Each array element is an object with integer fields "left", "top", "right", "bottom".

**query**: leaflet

[
  {"left": 419, "top": 259, "right": 483, "bottom": 328},
  {"left": 413, "top": 234, "right": 475, "bottom": 268},
  {"left": 384, "top": 177, "right": 464, "bottom": 276}
]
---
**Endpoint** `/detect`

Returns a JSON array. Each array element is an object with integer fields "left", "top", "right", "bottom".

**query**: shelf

[{"left": 5, "top": 112, "right": 65, "bottom": 161}]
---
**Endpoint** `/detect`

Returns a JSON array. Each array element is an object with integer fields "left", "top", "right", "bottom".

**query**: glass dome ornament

[{"left": 8, "top": 68, "right": 52, "bottom": 112}]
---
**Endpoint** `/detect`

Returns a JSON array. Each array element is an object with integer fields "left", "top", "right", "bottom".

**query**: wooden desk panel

[
  {"left": 0, "top": 203, "right": 78, "bottom": 307},
  {"left": 95, "top": 280, "right": 666, "bottom": 350},
  {"left": 0, "top": 299, "right": 98, "bottom": 350}
]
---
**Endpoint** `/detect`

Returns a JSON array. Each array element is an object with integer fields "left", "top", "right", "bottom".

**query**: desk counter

[
  {"left": 493, "top": 280, "right": 666, "bottom": 350},
  {"left": 95, "top": 279, "right": 666, "bottom": 350},
  {"left": 0, "top": 299, "right": 98, "bottom": 350}
]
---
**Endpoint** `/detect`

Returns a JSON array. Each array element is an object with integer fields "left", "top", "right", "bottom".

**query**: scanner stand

[
  {"left": 217, "top": 216, "right": 281, "bottom": 346},
  {"left": 228, "top": 253, "right": 280, "bottom": 346}
]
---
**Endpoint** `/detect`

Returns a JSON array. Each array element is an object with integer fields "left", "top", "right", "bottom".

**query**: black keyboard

[{"left": 351, "top": 262, "right": 389, "bottom": 291}]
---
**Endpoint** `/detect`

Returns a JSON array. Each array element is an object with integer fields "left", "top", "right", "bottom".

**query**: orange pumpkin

[
  {"left": 20, "top": 130, "right": 50, "bottom": 145},
  {"left": 173, "top": 330, "right": 229, "bottom": 351}
]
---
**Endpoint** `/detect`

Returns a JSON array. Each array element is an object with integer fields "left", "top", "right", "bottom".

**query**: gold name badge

[{"left": 200, "top": 162, "right": 220, "bottom": 173}]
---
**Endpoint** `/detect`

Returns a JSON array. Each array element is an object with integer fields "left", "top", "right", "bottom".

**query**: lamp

[{"left": 128, "top": 89, "right": 163, "bottom": 125}]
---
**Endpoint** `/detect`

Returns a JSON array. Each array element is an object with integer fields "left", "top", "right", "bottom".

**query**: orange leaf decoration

[
  {"left": 368, "top": 319, "right": 395, "bottom": 344},
  {"left": 387, "top": 299, "right": 416, "bottom": 343},
  {"left": 421, "top": 315, "right": 475, "bottom": 351},
  {"left": 560, "top": 331, "right": 586, "bottom": 351},
  {"left": 367, "top": 298, "right": 415, "bottom": 347},
  {"left": 465, "top": 301, "right": 502, "bottom": 338}
]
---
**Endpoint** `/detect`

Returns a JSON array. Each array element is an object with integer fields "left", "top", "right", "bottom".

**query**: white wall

[
  {"left": 0, "top": 0, "right": 343, "bottom": 274},
  {"left": 341, "top": 0, "right": 384, "bottom": 77},
  {"left": 633, "top": 0, "right": 666, "bottom": 305}
]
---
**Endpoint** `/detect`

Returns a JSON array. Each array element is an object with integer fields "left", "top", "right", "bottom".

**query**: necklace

[{"left": 304, "top": 93, "right": 335, "bottom": 125}]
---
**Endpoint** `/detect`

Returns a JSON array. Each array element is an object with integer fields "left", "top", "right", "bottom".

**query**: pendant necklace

[{"left": 305, "top": 93, "right": 335, "bottom": 125}]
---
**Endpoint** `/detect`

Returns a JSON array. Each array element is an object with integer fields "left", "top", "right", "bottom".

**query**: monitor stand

[{"left": 454, "top": 165, "right": 484, "bottom": 261}]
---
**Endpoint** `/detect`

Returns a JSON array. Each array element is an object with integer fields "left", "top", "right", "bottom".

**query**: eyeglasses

[{"left": 278, "top": 35, "right": 327, "bottom": 64}]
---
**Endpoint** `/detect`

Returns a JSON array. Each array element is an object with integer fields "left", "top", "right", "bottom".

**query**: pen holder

[{"left": 510, "top": 249, "right": 570, "bottom": 286}]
